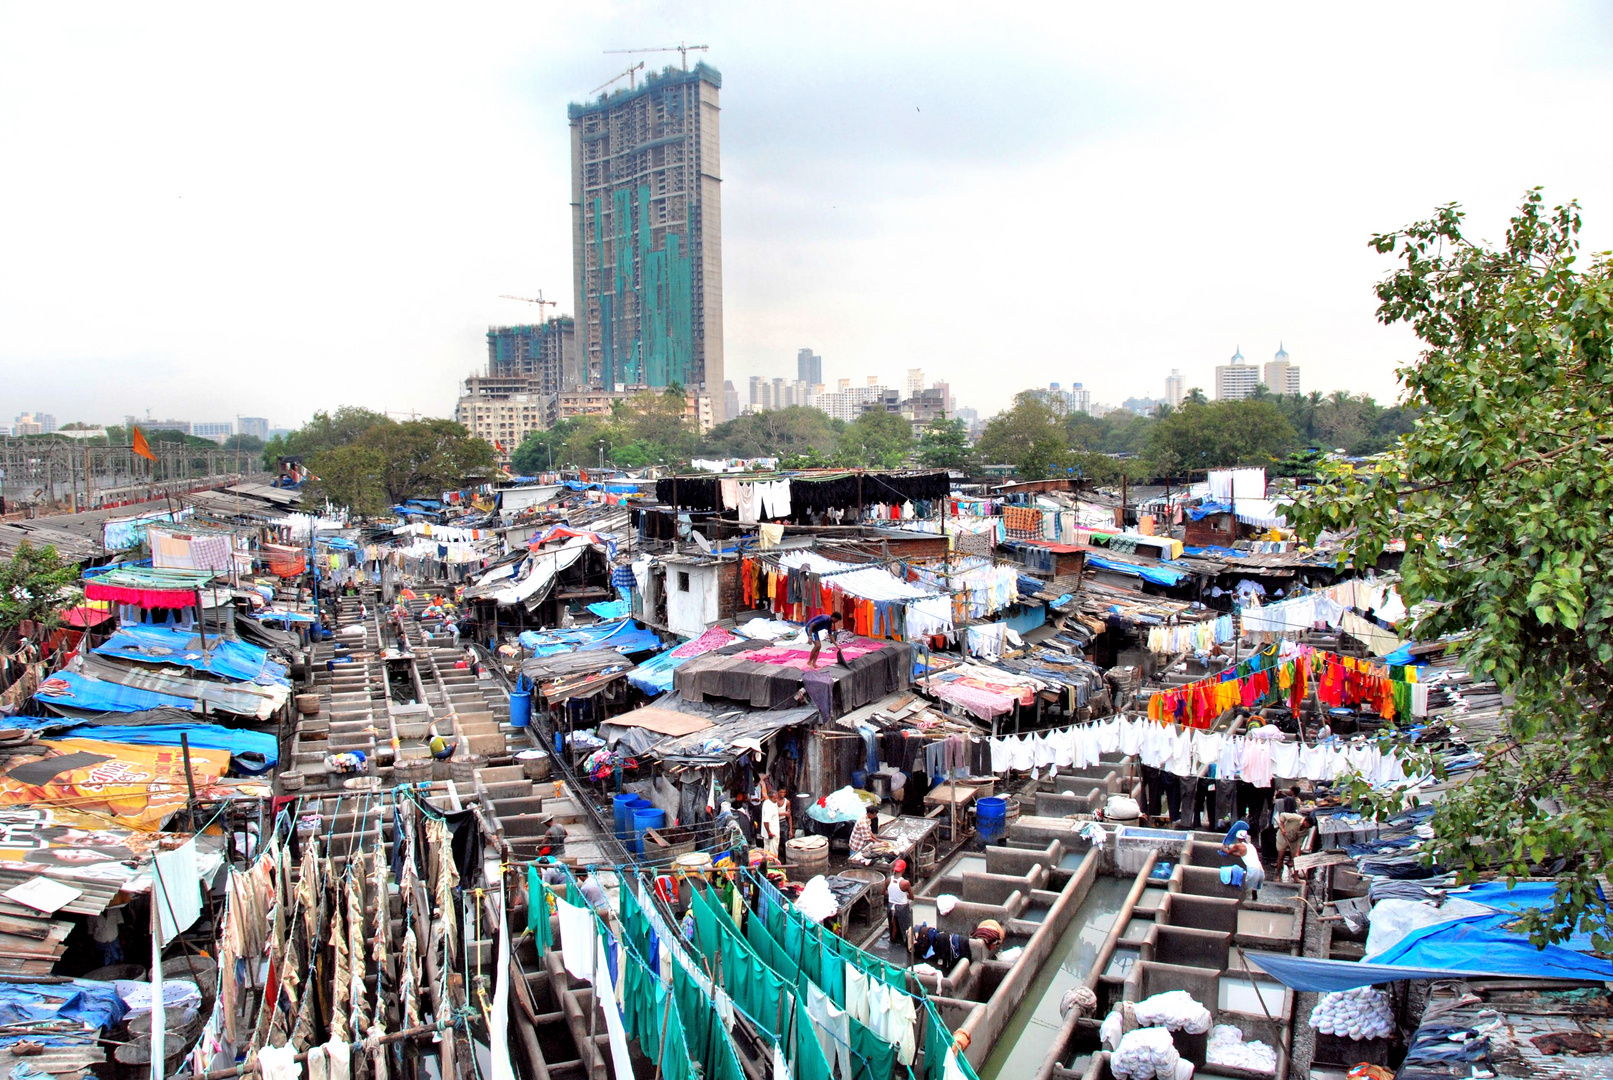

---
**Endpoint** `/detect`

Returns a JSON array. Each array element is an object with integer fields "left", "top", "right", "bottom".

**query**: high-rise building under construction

[{"left": 570, "top": 64, "right": 723, "bottom": 395}]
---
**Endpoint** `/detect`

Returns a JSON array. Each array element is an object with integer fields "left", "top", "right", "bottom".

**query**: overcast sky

[{"left": 2, "top": 2, "right": 1611, "bottom": 430}]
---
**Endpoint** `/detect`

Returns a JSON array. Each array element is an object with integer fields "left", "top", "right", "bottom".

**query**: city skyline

[{"left": 3, "top": 5, "right": 1612, "bottom": 427}]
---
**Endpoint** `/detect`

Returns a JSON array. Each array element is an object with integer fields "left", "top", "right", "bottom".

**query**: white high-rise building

[
  {"left": 1215, "top": 347, "right": 1260, "bottom": 401},
  {"left": 1164, "top": 369, "right": 1185, "bottom": 409},
  {"left": 1263, "top": 343, "right": 1301, "bottom": 395},
  {"left": 905, "top": 368, "right": 925, "bottom": 400}
]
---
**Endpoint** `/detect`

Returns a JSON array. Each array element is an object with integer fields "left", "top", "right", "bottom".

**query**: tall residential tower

[{"left": 570, "top": 64, "right": 723, "bottom": 395}]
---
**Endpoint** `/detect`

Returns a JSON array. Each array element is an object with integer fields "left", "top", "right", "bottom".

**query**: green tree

[
  {"left": 917, "top": 415, "right": 971, "bottom": 470},
  {"left": 1288, "top": 190, "right": 1613, "bottom": 949},
  {"left": 835, "top": 409, "right": 914, "bottom": 468},
  {"left": 1145, "top": 398, "right": 1295, "bottom": 473},
  {"left": 0, "top": 541, "right": 78, "bottom": 634},
  {"left": 305, "top": 417, "right": 495, "bottom": 512},
  {"left": 701, "top": 407, "right": 843, "bottom": 460},
  {"left": 264, "top": 406, "right": 389, "bottom": 467},
  {"left": 221, "top": 434, "right": 265, "bottom": 452},
  {"left": 976, "top": 393, "right": 1070, "bottom": 479}
]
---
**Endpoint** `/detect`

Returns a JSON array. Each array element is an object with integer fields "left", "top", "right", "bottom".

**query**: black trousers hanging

[{"left": 1140, "top": 765, "right": 1164, "bottom": 817}]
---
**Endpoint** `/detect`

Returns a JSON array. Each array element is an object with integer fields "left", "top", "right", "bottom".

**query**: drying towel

[{"left": 1219, "top": 865, "right": 1245, "bottom": 888}]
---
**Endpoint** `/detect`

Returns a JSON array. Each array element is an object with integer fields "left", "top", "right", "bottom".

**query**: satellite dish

[{"left": 691, "top": 531, "right": 712, "bottom": 554}]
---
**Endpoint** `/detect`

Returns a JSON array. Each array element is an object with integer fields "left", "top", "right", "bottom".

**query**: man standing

[
  {"left": 805, "top": 612, "right": 846, "bottom": 669},
  {"left": 760, "top": 791, "right": 781, "bottom": 859},
  {"left": 887, "top": 859, "right": 914, "bottom": 951}
]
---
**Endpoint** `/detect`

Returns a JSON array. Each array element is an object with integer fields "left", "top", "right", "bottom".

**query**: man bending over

[{"left": 806, "top": 611, "right": 846, "bottom": 669}]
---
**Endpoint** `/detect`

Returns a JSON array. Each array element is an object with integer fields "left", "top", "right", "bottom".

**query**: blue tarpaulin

[
  {"left": 0, "top": 980, "right": 126, "bottom": 1032},
  {"left": 41, "top": 724, "right": 278, "bottom": 773},
  {"left": 95, "top": 625, "right": 287, "bottom": 685},
  {"left": 586, "top": 599, "right": 632, "bottom": 620},
  {"left": 626, "top": 648, "right": 685, "bottom": 695},
  {"left": 1086, "top": 556, "right": 1190, "bottom": 586},
  {"left": 1251, "top": 881, "right": 1613, "bottom": 991},
  {"left": 1186, "top": 502, "right": 1234, "bottom": 520},
  {"left": 518, "top": 619, "right": 662, "bottom": 657},
  {"left": 35, "top": 670, "right": 194, "bottom": 713}
]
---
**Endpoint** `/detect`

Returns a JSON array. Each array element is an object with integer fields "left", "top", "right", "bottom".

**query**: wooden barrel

[
  {"left": 785, "top": 835, "right": 829, "bottom": 882},
  {"left": 450, "top": 755, "right": 487, "bottom": 784},
  {"left": 392, "top": 759, "right": 433, "bottom": 784},
  {"left": 295, "top": 694, "right": 320, "bottom": 715}
]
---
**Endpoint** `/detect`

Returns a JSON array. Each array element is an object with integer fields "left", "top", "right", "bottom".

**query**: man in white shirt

[{"left": 759, "top": 793, "right": 781, "bottom": 858}]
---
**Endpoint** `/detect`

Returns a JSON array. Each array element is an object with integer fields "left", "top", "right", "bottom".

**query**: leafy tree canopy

[
  {"left": 0, "top": 541, "right": 78, "bottom": 634},
  {"left": 834, "top": 409, "right": 914, "bottom": 469},
  {"left": 289, "top": 412, "right": 495, "bottom": 515},
  {"left": 1145, "top": 398, "right": 1296, "bottom": 473},
  {"left": 917, "top": 415, "right": 972, "bottom": 471},
  {"left": 975, "top": 393, "right": 1071, "bottom": 480},
  {"left": 701, "top": 407, "right": 843, "bottom": 460},
  {"left": 1288, "top": 190, "right": 1613, "bottom": 949}
]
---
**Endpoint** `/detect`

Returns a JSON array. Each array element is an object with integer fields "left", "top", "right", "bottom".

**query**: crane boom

[
  {"left": 603, "top": 41, "right": 709, "bottom": 69},
  {"left": 590, "top": 62, "right": 644, "bottom": 96}
]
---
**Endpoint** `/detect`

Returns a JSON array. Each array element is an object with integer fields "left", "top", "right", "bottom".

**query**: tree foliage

[
  {"left": 1145, "top": 398, "right": 1297, "bottom": 474},
  {"left": 700, "top": 407, "right": 843, "bottom": 460},
  {"left": 0, "top": 541, "right": 78, "bottom": 634},
  {"left": 1288, "top": 190, "right": 1613, "bottom": 948},
  {"left": 918, "top": 416, "right": 971, "bottom": 470},
  {"left": 291, "top": 412, "right": 496, "bottom": 515},
  {"left": 510, "top": 387, "right": 699, "bottom": 473},
  {"left": 976, "top": 393, "right": 1072, "bottom": 479},
  {"left": 835, "top": 409, "right": 914, "bottom": 469}
]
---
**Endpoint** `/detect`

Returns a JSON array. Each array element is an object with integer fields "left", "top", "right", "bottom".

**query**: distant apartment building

[
  {"left": 11, "top": 415, "right": 42, "bottom": 436},
  {"left": 1263, "top": 344, "right": 1301, "bottom": 395},
  {"left": 192, "top": 422, "right": 234, "bottom": 443},
  {"left": 136, "top": 419, "right": 192, "bottom": 435},
  {"left": 811, "top": 377, "right": 891, "bottom": 422},
  {"left": 554, "top": 387, "right": 714, "bottom": 433},
  {"left": 238, "top": 417, "right": 270, "bottom": 440},
  {"left": 797, "top": 348, "right": 821, "bottom": 386},
  {"left": 1215, "top": 348, "right": 1261, "bottom": 401},
  {"left": 900, "top": 387, "right": 952, "bottom": 435},
  {"left": 722, "top": 380, "right": 739, "bottom": 422},
  {"left": 905, "top": 368, "right": 925, "bottom": 400},
  {"left": 487, "top": 319, "right": 582, "bottom": 394},
  {"left": 571, "top": 64, "right": 723, "bottom": 394},
  {"left": 954, "top": 407, "right": 981, "bottom": 439},
  {"left": 456, "top": 372, "right": 554, "bottom": 456},
  {"left": 1028, "top": 382, "right": 1091, "bottom": 416},
  {"left": 1164, "top": 369, "right": 1186, "bottom": 409}
]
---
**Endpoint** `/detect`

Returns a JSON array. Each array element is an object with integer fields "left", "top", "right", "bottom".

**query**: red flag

[
  {"left": 494, "top": 440, "right": 507, "bottom": 454},
  {"left": 131, "top": 426, "right": 157, "bottom": 462}
]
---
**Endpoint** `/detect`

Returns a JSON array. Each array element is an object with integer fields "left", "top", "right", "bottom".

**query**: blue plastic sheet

[
  {"left": 1186, "top": 502, "right": 1233, "bottom": 521},
  {"left": 0, "top": 980, "right": 126, "bottom": 1031},
  {"left": 95, "top": 624, "right": 285, "bottom": 685},
  {"left": 35, "top": 670, "right": 194, "bottom": 713},
  {"left": 1086, "top": 556, "right": 1189, "bottom": 586},
  {"left": 625, "top": 649, "right": 685, "bottom": 695},
  {"left": 517, "top": 619, "right": 662, "bottom": 656},
  {"left": 1252, "top": 881, "right": 1613, "bottom": 990},
  {"left": 586, "top": 599, "right": 632, "bottom": 620},
  {"left": 42, "top": 724, "right": 278, "bottom": 773}
]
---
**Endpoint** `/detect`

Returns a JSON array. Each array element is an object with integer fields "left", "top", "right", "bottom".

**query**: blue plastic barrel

[
  {"left": 508, "top": 690, "right": 531, "bottom": 729},
  {"left": 977, "top": 796, "right": 1008, "bottom": 844},
  {"left": 630, "top": 807, "right": 667, "bottom": 854},
  {"left": 614, "top": 794, "right": 650, "bottom": 841}
]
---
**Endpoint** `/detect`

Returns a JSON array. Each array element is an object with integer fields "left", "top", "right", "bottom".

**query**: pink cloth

[
  {"left": 672, "top": 626, "right": 737, "bottom": 659},
  {"left": 930, "top": 682, "right": 1017, "bottom": 720},
  {"left": 84, "top": 582, "right": 198, "bottom": 608},
  {"left": 743, "top": 640, "right": 884, "bottom": 670}
]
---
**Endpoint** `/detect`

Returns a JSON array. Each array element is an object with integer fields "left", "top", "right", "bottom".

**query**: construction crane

[
  {"left": 500, "top": 291, "right": 557, "bottom": 317},
  {"left": 605, "top": 42, "right": 710, "bottom": 70},
  {"left": 590, "top": 61, "right": 644, "bottom": 97}
]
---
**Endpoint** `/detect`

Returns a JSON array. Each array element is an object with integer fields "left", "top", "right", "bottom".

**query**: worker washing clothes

[
  {"left": 805, "top": 611, "right": 847, "bottom": 669},
  {"left": 1219, "top": 820, "right": 1266, "bottom": 900}
]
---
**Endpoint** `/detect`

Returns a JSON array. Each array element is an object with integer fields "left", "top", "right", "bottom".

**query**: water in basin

[
  {"left": 1019, "top": 904, "right": 1050, "bottom": 924},
  {"left": 1105, "top": 945, "right": 1139, "bottom": 979},
  {"left": 977, "top": 874, "right": 1135, "bottom": 1080},
  {"left": 1058, "top": 850, "right": 1086, "bottom": 869},
  {"left": 1238, "top": 909, "right": 1296, "bottom": 939},
  {"left": 1121, "top": 918, "right": 1152, "bottom": 942},
  {"left": 952, "top": 854, "right": 989, "bottom": 877},
  {"left": 1220, "top": 976, "right": 1286, "bottom": 1015}
]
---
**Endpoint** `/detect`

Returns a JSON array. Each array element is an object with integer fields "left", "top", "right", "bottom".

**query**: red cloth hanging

[{"left": 84, "top": 582, "right": 198, "bottom": 608}]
